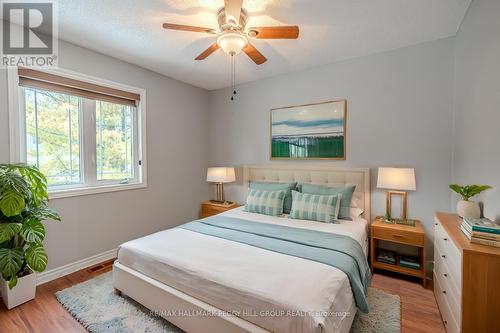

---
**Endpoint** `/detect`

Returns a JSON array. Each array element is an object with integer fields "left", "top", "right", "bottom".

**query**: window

[
  {"left": 25, "top": 88, "right": 82, "bottom": 186},
  {"left": 13, "top": 68, "right": 145, "bottom": 196},
  {"left": 96, "top": 101, "right": 136, "bottom": 182}
]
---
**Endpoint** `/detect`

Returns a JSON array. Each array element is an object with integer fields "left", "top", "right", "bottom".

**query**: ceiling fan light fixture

[{"left": 217, "top": 33, "right": 247, "bottom": 55}]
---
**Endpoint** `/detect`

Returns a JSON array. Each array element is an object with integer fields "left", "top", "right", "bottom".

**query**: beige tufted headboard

[{"left": 242, "top": 165, "right": 371, "bottom": 220}]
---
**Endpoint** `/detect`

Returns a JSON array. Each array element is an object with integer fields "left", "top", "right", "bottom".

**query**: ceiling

[{"left": 57, "top": 0, "right": 471, "bottom": 90}]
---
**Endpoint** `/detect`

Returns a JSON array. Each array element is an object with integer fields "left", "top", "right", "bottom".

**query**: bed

[{"left": 113, "top": 165, "right": 371, "bottom": 333}]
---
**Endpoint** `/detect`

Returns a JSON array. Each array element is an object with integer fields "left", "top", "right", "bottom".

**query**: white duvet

[{"left": 117, "top": 207, "right": 369, "bottom": 333}]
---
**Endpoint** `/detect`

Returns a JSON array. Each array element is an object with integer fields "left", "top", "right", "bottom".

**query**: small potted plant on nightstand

[
  {"left": 450, "top": 184, "right": 492, "bottom": 219},
  {"left": 0, "top": 164, "right": 60, "bottom": 309}
]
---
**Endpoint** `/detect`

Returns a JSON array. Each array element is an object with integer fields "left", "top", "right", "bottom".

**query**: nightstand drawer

[
  {"left": 200, "top": 201, "right": 240, "bottom": 219},
  {"left": 372, "top": 226, "right": 424, "bottom": 246},
  {"left": 201, "top": 206, "right": 224, "bottom": 215}
]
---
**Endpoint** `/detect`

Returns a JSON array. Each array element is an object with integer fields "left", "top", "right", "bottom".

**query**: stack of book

[
  {"left": 377, "top": 250, "right": 396, "bottom": 265},
  {"left": 399, "top": 256, "right": 420, "bottom": 270},
  {"left": 461, "top": 217, "right": 500, "bottom": 248}
]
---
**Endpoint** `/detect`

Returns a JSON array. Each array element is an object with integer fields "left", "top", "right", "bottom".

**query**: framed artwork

[{"left": 270, "top": 99, "right": 347, "bottom": 160}]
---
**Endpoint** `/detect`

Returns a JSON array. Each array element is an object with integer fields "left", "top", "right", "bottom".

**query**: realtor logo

[{"left": 1, "top": 1, "right": 58, "bottom": 67}]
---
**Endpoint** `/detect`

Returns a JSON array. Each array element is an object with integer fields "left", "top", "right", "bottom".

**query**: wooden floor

[{"left": 0, "top": 262, "right": 445, "bottom": 333}]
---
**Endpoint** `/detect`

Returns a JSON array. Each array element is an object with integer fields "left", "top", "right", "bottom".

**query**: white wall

[
  {"left": 0, "top": 40, "right": 210, "bottom": 270},
  {"left": 452, "top": 0, "right": 500, "bottom": 221},
  {"left": 208, "top": 38, "right": 456, "bottom": 259}
]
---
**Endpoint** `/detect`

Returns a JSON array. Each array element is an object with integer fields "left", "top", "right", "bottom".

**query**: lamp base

[{"left": 386, "top": 190, "right": 408, "bottom": 220}]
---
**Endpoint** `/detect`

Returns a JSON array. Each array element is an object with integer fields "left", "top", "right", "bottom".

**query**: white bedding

[{"left": 117, "top": 207, "right": 369, "bottom": 333}]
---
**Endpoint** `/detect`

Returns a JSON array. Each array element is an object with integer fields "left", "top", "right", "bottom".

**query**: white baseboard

[{"left": 36, "top": 248, "right": 117, "bottom": 286}]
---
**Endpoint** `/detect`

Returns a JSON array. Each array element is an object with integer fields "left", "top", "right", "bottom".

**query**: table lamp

[
  {"left": 206, "top": 167, "right": 235, "bottom": 204},
  {"left": 377, "top": 167, "right": 416, "bottom": 220}
]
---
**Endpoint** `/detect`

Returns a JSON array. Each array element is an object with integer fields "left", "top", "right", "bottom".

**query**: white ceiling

[{"left": 57, "top": 0, "right": 471, "bottom": 90}]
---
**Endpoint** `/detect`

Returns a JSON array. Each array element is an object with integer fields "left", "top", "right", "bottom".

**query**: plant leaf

[
  {"left": 20, "top": 218, "right": 46, "bottom": 243},
  {"left": 449, "top": 184, "right": 466, "bottom": 199},
  {"left": 0, "top": 248, "right": 24, "bottom": 278},
  {"left": 0, "top": 223, "right": 23, "bottom": 243},
  {"left": 468, "top": 185, "right": 492, "bottom": 198},
  {"left": 27, "top": 206, "right": 61, "bottom": 222},
  {"left": 26, "top": 243, "right": 48, "bottom": 272},
  {"left": 0, "top": 191, "right": 26, "bottom": 217},
  {"left": 8, "top": 274, "right": 17, "bottom": 289}
]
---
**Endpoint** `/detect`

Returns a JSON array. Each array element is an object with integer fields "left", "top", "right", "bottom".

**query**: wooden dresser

[{"left": 434, "top": 212, "right": 500, "bottom": 333}]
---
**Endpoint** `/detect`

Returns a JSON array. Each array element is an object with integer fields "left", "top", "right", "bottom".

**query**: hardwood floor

[
  {"left": 0, "top": 262, "right": 445, "bottom": 333},
  {"left": 371, "top": 272, "right": 445, "bottom": 333}
]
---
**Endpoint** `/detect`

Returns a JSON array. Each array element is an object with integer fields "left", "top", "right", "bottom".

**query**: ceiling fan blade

[
  {"left": 224, "top": 0, "right": 243, "bottom": 26},
  {"left": 162, "top": 23, "right": 216, "bottom": 34},
  {"left": 248, "top": 26, "right": 299, "bottom": 39},
  {"left": 242, "top": 43, "right": 267, "bottom": 65},
  {"left": 195, "top": 43, "right": 220, "bottom": 60}
]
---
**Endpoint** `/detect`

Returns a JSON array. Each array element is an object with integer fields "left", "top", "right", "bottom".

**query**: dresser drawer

[
  {"left": 434, "top": 271, "right": 460, "bottom": 333},
  {"left": 434, "top": 247, "right": 461, "bottom": 323},
  {"left": 372, "top": 226, "right": 424, "bottom": 246},
  {"left": 434, "top": 219, "right": 462, "bottom": 288}
]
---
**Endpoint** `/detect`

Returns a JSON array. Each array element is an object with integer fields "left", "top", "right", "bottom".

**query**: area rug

[{"left": 56, "top": 272, "right": 400, "bottom": 333}]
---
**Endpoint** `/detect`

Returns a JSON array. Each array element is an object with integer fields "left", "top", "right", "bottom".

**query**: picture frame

[{"left": 270, "top": 99, "right": 347, "bottom": 160}]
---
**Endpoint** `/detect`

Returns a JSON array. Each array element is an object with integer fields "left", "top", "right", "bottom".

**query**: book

[
  {"left": 463, "top": 217, "right": 500, "bottom": 234},
  {"left": 399, "top": 262, "right": 420, "bottom": 270},
  {"left": 460, "top": 224, "right": 472, "bottom": 240},
  {"left": 377, "top": 258, "right": 396, "bottom": 265},
  {"left": 377, "top": 250, "right": 396, "bottom": 264},
  {"left": 399, "top": 256, "right": 420, "bottom": 269},
  {"left": 461, "top": 222, "right": 500, "bottom": 241},
  {"left": 470, "top": 237, "right": 500, "bottom": 248}
]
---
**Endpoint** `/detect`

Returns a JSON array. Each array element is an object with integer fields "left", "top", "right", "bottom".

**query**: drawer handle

[
  {"left": 443, "top": 238, "right": 448, "bottom": 241},
  {"left": 444, "top": 320, "right": 448, "bottom": 325},
  {"left": 442, "top": 290, "right": 446, "bottom": 294},
  {"left": 442, "top": 255, "right": 446, "bottom": 258},
  {"left": 392, "top": 234, "right": 404, "bottom": 238},
  {"left": 444, "top": 273, "right": 448, "bottom": 277},
  {"left": 435, "top": 223, "right": 438, "bottom": 226}
]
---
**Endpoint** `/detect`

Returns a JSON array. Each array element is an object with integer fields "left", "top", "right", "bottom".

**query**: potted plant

[
  {"left": 449, "top": 184, "right": 492, "bottom": 219},
  {"left": 0, "top": 164, "right": 60, "bottom": 309}
]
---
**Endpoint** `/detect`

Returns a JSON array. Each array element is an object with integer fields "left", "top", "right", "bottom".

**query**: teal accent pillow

[
  {"left": 289, "top": 191, "right": 340, "bottom": 223},
  {"left": 249, "top": 181, "right": 297, "bottom": 214},
  {"left": 244, "top": 189, "right": 286, "bottom": 216},
  {"left": 298, "top": 184, "right": 356, "bottom": 220}
]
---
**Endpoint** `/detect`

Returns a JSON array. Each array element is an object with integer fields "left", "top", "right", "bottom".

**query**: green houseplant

[
  {"left": 0, "top": 164, "right": 60, "bottom": 308},
  {"left": 449, "top": 184, "right": 492, "bottom": 218}
]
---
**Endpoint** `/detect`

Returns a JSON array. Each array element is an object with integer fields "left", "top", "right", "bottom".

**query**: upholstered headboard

[{"left": 242, "top": 165, "right": 371, "bottom": 220}]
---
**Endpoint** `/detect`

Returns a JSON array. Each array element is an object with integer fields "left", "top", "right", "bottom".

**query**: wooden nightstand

[
  {"left": 200, "top": 201, "right": 240, "bottom": 218},
  {"left": 370, "top": 218, "right": 426, "bottom": 286}
]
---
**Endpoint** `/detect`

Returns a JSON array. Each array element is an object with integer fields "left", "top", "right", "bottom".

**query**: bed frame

[{"left": 113, "top": 165, "right": 371, "bottom": 333}]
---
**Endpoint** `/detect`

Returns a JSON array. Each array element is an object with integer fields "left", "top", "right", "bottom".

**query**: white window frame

[{"left": 7, "top": 67, "right": 148, "bottom": 199}]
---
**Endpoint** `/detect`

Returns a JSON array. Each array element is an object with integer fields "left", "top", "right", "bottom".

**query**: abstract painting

[{"left": 271, "top": 100, "right": 346, "bottom": 159}]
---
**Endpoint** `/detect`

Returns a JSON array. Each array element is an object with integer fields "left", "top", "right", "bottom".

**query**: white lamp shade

[
  {"left": 377, "top": 167, "right": 416, "bottom": 191},
  {"left": 206, "top": 167, "right": 236, "bottom": 183}
]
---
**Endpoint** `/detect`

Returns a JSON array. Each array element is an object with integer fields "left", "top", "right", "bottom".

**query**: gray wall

[
  {"left": 0, "top": 40, "right": 210, "bottom": 270},
  {"left": 208, "top": 38, "right": 456, "bottom": 260},
  {"left": 452, "top": 0, "right": 500, "bottom": 221}
]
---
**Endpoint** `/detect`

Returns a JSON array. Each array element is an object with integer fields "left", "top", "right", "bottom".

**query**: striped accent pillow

[
  {"left": 289, "top": 191, "right": 341, "bottom": 223},
  {"left": 244, "top": 189, "right": 286, "bottom": 216}
]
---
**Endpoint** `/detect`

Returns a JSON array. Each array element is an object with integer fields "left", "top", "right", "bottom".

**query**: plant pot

[
  {"left": 456, "top": 200, "right": 481, "bottom": 219},
  {"left": 1, "top": 272, "right": 36, "bottom": 309}
]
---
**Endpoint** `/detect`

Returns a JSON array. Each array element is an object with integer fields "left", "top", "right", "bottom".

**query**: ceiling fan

[{"left": 162, "top": 0, "right": 300, "bottom": 65}]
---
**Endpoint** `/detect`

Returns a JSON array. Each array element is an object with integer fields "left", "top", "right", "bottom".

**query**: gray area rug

[{"left": 56, "top": 272, "right": 400, "bottom": 333}]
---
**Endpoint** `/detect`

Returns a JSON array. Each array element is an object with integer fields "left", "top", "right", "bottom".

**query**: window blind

[{"left": 18, "top": 68, "right": 140, "bottom": 107}]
